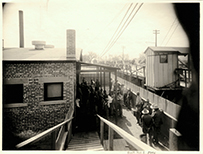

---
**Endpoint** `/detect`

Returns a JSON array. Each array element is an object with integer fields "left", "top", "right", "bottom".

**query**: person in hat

[
  {"left": 151, "top": 104, "right": 163, "bottom": 145},
  {"left": 125, "top": 88, "right": 132, "bottom": 110},
  {"left": 134, "top": 92, "right": 143, "bottom": 125},
  {"left": 142, "top": 99, "right": 152, "bottom": 115},
  {"left": 141, "top": 108, "right": 153, "bottom": 146}
]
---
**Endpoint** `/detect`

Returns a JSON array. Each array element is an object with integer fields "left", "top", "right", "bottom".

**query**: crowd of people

[
  {"left": 124, "top": 89, "right": 164, "bottom": 147},
  {"left": 75, "top": 77, "right": 163, "bottom": 147},
  {"left": 74, "top": 78, "right": 124, "bottom": 131}
]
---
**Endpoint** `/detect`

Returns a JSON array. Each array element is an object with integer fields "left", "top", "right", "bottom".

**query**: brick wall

[{"left": 3, "top": 61, "right": 76, "bottom": 133}]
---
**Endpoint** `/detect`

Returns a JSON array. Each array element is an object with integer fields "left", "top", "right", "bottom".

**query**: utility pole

[{"left": 153, "top": 30, "right": 160, "bottom": 47}]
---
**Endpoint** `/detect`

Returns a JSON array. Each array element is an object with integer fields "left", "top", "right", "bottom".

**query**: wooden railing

[
  {"left": 97, "top": 114, "right": 156, "bottom": 151},
  {"left": 112, "top": 74, "right": 181, "bottom": 120},
  {"left": 16, "top": 116, "right": 74, "bottom": 150}
]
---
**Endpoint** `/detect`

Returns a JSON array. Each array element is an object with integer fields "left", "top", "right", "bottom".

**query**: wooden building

[{"left": 144, "top": 47, "right": 190, "bottom": 91}]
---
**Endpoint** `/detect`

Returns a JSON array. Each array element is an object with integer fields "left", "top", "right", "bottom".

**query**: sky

[{"left": 3, "top": 0, "right": 191, "bottom": 59}]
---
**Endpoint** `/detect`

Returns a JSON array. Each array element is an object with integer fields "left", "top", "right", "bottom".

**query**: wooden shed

[{"left": 144, "top": 47, "right": 189, "bottom": 90}]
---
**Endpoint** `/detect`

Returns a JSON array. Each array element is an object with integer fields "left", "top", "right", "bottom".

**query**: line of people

[
  {"left": 75, "top": 78, "right": 163, "bottom": 147},
  {"left": 124, "top": 90, "right": 163, "bottom": 147},
  {"left": 75, "top": 78, "right": 124, "bottom": 131}
]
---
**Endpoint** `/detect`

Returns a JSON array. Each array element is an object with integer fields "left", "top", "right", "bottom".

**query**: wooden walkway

[
  {"left": 103, "top": 139, "right": 130, "bottom": 151},
  {"left": 66, "top": 131, "right": 104, "bottom": 151},
  {"left": 66, "top": 106, "right": 168, "bottom": 151}
]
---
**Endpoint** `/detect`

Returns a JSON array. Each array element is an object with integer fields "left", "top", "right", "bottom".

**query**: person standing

[
  {"left": 134, "top": 92, "right": 143, "bottom": 125},
  {"left": 116, "top": 90, "right": 123, "bottom": 118},
  {"left": 142, "top": 99, "right": 152, "bottom": 115},
  {"left": 126, "top": 89, "right": 133, "bottom": 110},
  {"left": 151, "top": 105, "right": 163, "bottom": 145},
  {"left": 141, "top": 108, "right": 153, "bottom": 146}
]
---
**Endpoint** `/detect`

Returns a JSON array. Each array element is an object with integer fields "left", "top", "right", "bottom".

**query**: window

[
  {"left": 160, "top": 54, "right": 168, "bottom": 63},
  {"left": 44, "top": 82, "right": 63, "bottom": 101},
  {"left": 3, "top": 84, "right": 23, "bottom": 104}
]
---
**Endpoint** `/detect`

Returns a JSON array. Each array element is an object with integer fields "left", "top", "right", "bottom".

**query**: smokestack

[
  {"left": 19, "top": 10, "right": 24, "bottom": 48},
  {"left": 66, "top": 29, "right": 76, "bottom": 60}
]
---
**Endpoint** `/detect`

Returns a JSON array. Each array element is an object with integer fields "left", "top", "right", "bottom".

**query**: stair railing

[
  {"left": 15, "top": 116, "right": 74, "bottom": 150},
  {"left": 97, "top": 114, "right": 156, "bottom": 151}
]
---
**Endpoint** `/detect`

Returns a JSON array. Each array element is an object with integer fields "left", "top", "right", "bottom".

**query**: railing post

[
  {"left": 108, "top": 126, "right": 113, "bottom": 151},
  {"left": 67, "top": 121, "right": 72, "bottom": 144},
  {"left": 169, "top": 128, "right": 181, "bottom": 150},
  {"left": 100, "top": 120, "right": 104, "bottom": 145},
  {"left": 51, "top": 131, "right": 56, "bottom": 150}
]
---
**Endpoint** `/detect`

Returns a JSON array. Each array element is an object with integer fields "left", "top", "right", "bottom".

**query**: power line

[
  {"left": 161, "top": 18, "right": 177, "bottom": 45},
  {"left": 83, "top": 3, "right": 129, "bottom": 51},
  {"left": 101, "top": 3, "right": 143, "bottom": 57},
  {"left": 100, "top": 3, "right": 138, "bottom": 57},
  {"left": 165, "top": 22, "right": 179, "bottom": 46},
  {"left": 99, "top": 3, "right": 134, "bottom": 57}
]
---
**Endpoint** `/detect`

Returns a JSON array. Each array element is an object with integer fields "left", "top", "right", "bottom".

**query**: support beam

[
  {"left": 104, "top": 69, "right": 106, "bottom": 90},
  {"left": 100, "top": 120, "right": 104, "bottom": 145},
  {"left": 109, "top": 72, "right": 111, "bottom": 93},
  {"left": 169, "top": 128, "right": 181, "bottom": 151},
  {"left": 114, "top": 70, "right": 118, "bottom": 124},
  {"left": 51, "top": 131, "right": 56, "bottom": 150},
  {"left": 100, "top": 67, "right": 102, "bottom": 88},
  {"left": 79, "top": 70, "right": 113, "bottom": 73},
  {"left": 108, "top": 127, "right": 114, "bottom": 151}
]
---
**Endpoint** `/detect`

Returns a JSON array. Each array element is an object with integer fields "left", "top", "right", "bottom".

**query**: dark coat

[
  {"left": 142, "top": 102, "right": 152, "bottom": 115},
  {"left": 141, "top": 114, "right": 153, "bottom": 133},
  {"left": 152, "top": 109, "right": 163, "bottom": 127}
]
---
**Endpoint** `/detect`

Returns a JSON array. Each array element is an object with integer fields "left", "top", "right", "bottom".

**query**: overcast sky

[{"left": 3, "top": 0, "right": 190, "bottom": 59}]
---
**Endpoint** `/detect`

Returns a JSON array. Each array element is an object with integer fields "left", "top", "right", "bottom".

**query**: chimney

[
  {"left": 19, "top": 10, "right": 24, "bottom": 48},
  {"left": 66, "top": 29, "right": 76, "bottom": 60}
]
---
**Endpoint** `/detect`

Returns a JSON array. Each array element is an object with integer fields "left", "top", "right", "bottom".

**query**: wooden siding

[
  {"left": 146, "top": 48, "right": 155, "bottom": 87},
  {"left": 154, "top": 54, "right": 178, "bottom": 87},
  {"left": 145, "top": 47, "right": 178, "bottom": 88}
]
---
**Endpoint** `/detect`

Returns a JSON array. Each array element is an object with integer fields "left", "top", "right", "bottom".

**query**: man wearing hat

[
  {"left": 134, "top": 92, "right": 143, "bottom": 125},
  {"left": 151, "top": 104, "right": 163, "bottom": 145},
  {"left": 141, "top": 108, "right": 153, "bottom": 146}
]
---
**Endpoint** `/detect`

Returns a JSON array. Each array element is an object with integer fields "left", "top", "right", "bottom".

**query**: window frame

[
  {"left": 159, "top": 54, "right": 168, "bottom": 63},
  {"left": 3, "top": 84, "right": 24, "bottom": 104},
  {"left": 44, "top": 82, "right": 64, "bottom": 101}
]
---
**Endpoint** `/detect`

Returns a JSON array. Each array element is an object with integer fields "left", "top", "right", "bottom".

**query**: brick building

[{"left": 3, "top": 30, "right": 77, "bottom": 149}]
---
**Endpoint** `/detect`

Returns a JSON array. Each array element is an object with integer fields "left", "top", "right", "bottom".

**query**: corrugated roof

[
  {"left": 78, "top": 61, "right": 120, "bottom": 70},
  {"left": 144, "top": 46, "right": 189, "bottom": 55},
  {"left": 3, "top": 48, "right": 82, "bottom": 61}
]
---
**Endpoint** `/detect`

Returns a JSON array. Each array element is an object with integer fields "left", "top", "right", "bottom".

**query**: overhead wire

[
  {"left": 165, "top": 22, "right": 180, "bottom": 46},
  {"left": 83, "top": 3, "right": 129, "bottom": 52},
  {"left": 99, "top": 3, "right": 134, "bottom": 57},
  {"left": 161, "top": 18, "right": 177, "bottom": 45},
  {"left": 101, "top": 3, "right": 143, "bottom": 57}
]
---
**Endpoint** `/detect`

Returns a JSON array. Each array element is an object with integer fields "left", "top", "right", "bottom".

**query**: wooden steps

[
  {"left": 66, "top": 131, "right": 104, "bottom": 151},
  {"left": 103, "top": 139, "right": 130, "bottom": 151}
]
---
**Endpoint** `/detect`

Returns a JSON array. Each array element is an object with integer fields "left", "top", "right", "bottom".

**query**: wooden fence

[
  {"left": 97, "top": 115, "right": 156, "bottom": 151},
  {"left": 112, "top": 74, "right": 181, "bottom": 120}
]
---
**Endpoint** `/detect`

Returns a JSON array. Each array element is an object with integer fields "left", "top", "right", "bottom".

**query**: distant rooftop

[{"left": 3, "top": 48, "right": 82, "bottom": 61}]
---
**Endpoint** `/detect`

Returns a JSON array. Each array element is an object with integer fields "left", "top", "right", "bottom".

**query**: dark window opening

[
  {"left": 3, "top": 84, "right": 23, "bottom": 104},
  {"left": 44, "top": 82, "right": 63, "bottom": 101},
  {"left": 160, "top": 54, "right": 168, "bottom": 63}
]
